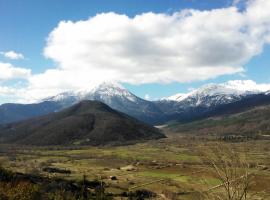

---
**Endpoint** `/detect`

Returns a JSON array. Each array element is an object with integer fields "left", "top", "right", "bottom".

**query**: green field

[{"left": 0, "top": 134, "right": 269, "bottom": 199}]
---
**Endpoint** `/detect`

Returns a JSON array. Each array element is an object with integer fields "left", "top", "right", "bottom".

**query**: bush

[{"left": 0, "top": 181, "right": 40, "bottom": 200}]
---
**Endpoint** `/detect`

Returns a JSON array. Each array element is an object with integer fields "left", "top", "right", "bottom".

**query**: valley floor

[{"left": 0, "top": 135, "right": 269, "bottom": 199}]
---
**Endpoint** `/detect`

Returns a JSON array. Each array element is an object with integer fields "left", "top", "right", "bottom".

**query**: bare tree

[{"left": 200, "top": 142, "right": 253, "bottom": 200}]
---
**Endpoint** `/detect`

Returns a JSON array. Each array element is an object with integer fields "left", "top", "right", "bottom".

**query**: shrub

[{"left": 0, "top": 181, "right": 40, "bottom": 200}]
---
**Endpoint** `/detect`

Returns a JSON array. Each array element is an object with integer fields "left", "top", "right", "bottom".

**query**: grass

[{"left": 139, "top": 170, "right": 191, "bottom": 183}]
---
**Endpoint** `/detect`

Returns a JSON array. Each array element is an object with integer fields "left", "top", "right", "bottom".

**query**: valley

[
  {"left": 0, "top": 135, "right": 269, "bottom": 199},
  {"left": 2, "top": 0, "right": 270, "bottom": 198}
]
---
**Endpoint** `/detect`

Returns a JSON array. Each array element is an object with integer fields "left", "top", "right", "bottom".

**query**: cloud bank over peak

[
  {"left": 39, "top": 0, "right": 269, "bottom": 90},
  {"left": 44, "top": 10, "right": 247, "bottom": 85},
  {"left": 2, "top": 0, "right": 270, "bottom": 102}
]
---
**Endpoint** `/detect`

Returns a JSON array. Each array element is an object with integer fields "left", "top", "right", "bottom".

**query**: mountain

[
  {"left": 49, "top": 80, "right": 267, "bottom": 125},
  {"left": 166, "top": 98, "right": 270, "bottom": 137},
  {"left": 155, "top": 80, "right": 270, "bottom": 122},
  {"left": 157, "top": 93, "right": 270, "bottom": 126},
  {"left": 160, "top": 80, "right": 267, "bottom": 108},
  {"left": 0, "top": 80, "right": 269, "bottom": 126},
  {"left": 195, "top": 93, "right": 270, "bottom": 118},
  {"left": 0, "top": 100, "right": 165, "bottom": 146},
  {"left": 45, "top": 82, "right": 165, "bottom": 124}
]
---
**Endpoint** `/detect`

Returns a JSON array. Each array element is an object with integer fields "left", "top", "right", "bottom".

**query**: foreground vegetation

[{"left": 0, "top": 135, "right": 269, "bottom": 199}]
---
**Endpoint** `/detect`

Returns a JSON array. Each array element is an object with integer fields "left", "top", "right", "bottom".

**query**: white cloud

[
  {"left": 0, "top": 62, "right": 31, "bottom": 80},
  {"left": 43, "top": 10, "right": 249, "bottom": 86},
  {"left": 4, "top": 0, "right": 270, "bottom": 102},
  {"left": 226, "top": 80, "right": 270, "bottom": 91},
  {"left": 144, "top": 94, "right": 150, "bottom": 100},
  {"left": 39, "top": 1, "right": 269, "bottom": 88},
  {"left": 0, "top": 86, "right": 29, "bottom": 104},
  {"left": 0, "top": 86, "right": 17, "bottom": 95},
  {"left": 0, "top": 51, "right": 24, "bottom": 60}
]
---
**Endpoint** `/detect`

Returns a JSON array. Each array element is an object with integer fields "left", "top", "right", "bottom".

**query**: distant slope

[
  {"left": 166, "top": 102, "right": 270, "bottom": 137},
  {"left": 0, "top": 100, "right": 165, "bottom": 146},
  {"left": 194, "top": 93, "right": 270, "bottom": 119},
  {"left": 0, "top": 101, "right": 62, "bottom": 124}
]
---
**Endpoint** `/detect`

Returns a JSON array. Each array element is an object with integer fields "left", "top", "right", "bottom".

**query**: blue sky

[
  {"left": 0, "top": 0, "right": 232, "bottom": 72},
  {"left": 0, "top": 0, "right": 270, "bottom": 103}
]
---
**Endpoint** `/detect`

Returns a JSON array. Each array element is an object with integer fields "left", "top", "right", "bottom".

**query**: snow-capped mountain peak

[
  {"left": 162, "top": 80, "right": 270, "bottom": 108},
  {"left": 80, "top": 81, "right": 137, "bottom": 102},
  {"left": 89, "top": 81, "right": 125, "bottom": 92},
  {"left": 41, "top": 81, "right": 163, "bottom": 124},
  {"left": 162, "top": 93, "right": 188, "bottom": 101},
  {"left": 190, "top": 83, "right": 243, "bottom": 96},
  {"left": 43, "top": 81, "right": 138, "bottom": 107},
  {"left": 43, "top": 91, "right": 78, "bottom": 102}
]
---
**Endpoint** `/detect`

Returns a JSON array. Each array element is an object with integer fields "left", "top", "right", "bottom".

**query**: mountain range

[{"left": 0, "top": 80, "right": 270, "bottom": 126}]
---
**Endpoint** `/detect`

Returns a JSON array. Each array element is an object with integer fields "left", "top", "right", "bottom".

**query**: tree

[{"left": 200, "top": 142, "right": 253, "bottom": 200}]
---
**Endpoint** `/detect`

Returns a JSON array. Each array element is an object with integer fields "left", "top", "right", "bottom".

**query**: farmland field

[{"left": 0, "top": 133, "right": 269, "bottom": 199}]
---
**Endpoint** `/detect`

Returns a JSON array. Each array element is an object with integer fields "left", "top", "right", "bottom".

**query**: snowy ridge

[
  {"left": 164, "top": 80, "right": 269, "bottom": 103},
  {"left": 45, "top": 80, "right": 270, "bottom": 116},
  {"left": 161, "top": 93, "right": 188, "bottom": 101},
  {"left": 26, "top": 79, "right": 270, "bottom": 125},
  {"left": 44, "top": 91, "right": 78, "bottom": 102},
  {"left": 85, "top": 81, "right": 137, "bottom": 102},
  {"left": 160, "top": 80, "right": 270, "bottom": 109},
  {"left": 44, "top": 81, "right": 137, "bottom": 104}
]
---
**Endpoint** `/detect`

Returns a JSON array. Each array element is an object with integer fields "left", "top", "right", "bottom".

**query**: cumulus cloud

[
  {"left": 43, "top": 10, "right": 248, "bottom": 86},
  {"left": 225, "top": 80, "right": 270, "bottom": 91},
  {"left": 0, "top": 86, "right": 17, "bottom": 95},
  {"left": 5, "top": 0, "right": 270, "bottom": 102},
  {"left": 39, "top": 0, "right": 268, "bottom": 88},
  {"left": 0, "top": 51, "right": 24, "bottom": 60},
  {"left": 0, "top": 62, "right": 31, "bottom": 80},
  {"left": 0, "top": 86, "right": 29, "bottom": 104}
]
